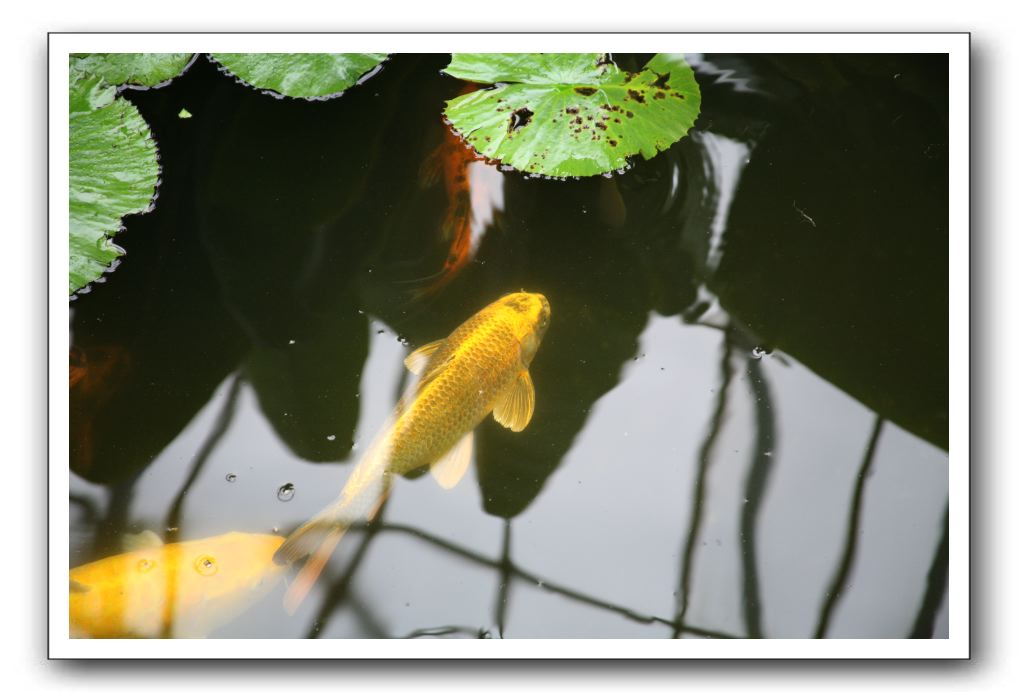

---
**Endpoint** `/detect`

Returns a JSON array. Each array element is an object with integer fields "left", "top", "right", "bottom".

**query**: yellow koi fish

[
  {"left": 70, "top": 531, "right": 285, "bottom": 638},
  {"left": 275, "top": 291, "right": 551, "bottom": 612}
]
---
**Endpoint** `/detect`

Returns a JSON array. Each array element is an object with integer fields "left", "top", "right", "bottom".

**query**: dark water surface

[{"left": 69, "top": 53, "right": 949, "bottom": 639}]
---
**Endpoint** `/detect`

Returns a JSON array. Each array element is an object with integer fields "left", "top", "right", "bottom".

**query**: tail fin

[
  {"left": 274, "top": 432, "right": 395, "bottom": 614},
  {"left": 281, "top": 524, "right": 347, "bottom": 615},
  {"left": 273, "top": 500, "right": 346, "bottom": 567}
]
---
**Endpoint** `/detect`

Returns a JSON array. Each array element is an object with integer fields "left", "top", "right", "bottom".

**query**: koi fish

[
  {"left": 70, "top": 344, "right": 130, "bottom": 477},
  {"left": 70, "top": 531, "right": 285, "bottom": 638},
  {"left": 69, "top": 346, "right": 86, "bottom": 388},
  {"left": 274, "top": 291, "right": 552, "bottom": 612},
  {"left": 411, "top": 85, "right": 482, "bottom": 299}
]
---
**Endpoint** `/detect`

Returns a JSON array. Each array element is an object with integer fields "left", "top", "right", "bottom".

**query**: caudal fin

[
  {"left": 274, "top": 475, "right": 393, "bottom": 614},
  {"left": 281, "top": 525, "right": 348, "bottom": 614}
]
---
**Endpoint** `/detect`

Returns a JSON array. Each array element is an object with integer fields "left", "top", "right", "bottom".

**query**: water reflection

[{"left": 68, "top": 53, "right": 949, "bottom": 639}]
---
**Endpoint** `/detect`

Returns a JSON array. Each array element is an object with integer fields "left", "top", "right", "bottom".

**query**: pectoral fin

[
  {"left": 430, "top": 431, "right": 474, "bottom": 489},
  {"left": 404, "top": 339, "right": 445, "bottom": 375},
  {"left": 493, "top": 370, "right": 535, "bottom": 432}
]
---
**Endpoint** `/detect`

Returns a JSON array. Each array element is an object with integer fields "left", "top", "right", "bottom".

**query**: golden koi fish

[
  {"left": 70, "top": 531, "right": 285, "bottom": 638},
  {"left": 274, "top": 291, "right": 551, "bottom": 612}
]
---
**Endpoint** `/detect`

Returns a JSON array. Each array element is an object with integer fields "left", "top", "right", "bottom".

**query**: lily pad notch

[{"left": 441, "top": 53, "right": 702, "bottom": 178}]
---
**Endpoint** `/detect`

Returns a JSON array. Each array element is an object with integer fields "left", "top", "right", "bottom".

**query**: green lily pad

[
  {"left": 70, "top": 53, "right": 194, "bottom": 88},
  {"left": 210, "top": 53, "right": 388, "bottom": 99},
  {"left": 68, "top": 71, "right": 116, "bottom": 114},
  {"left": 69, "top": 97, "right": 159, "bottom": 294},
  {"left": 442, "top": 53, "right": 701, "bottom": 178}
]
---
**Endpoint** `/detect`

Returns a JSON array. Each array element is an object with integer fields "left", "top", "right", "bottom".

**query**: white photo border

[{"left": 49, "top": 32, "right": 969, "bottom": 660}]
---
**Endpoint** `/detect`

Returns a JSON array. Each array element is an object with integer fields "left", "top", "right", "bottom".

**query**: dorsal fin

[
  {"left": 122, "top": 529, "right": 163, "bottom": 552},
  {"left": 404, "top": 339, "right": 445, "bottom": 375}
]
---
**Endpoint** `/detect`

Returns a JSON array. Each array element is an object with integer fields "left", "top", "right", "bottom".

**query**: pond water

[{"left": 68, "top": 53, "right": 949, "bottom": 639}]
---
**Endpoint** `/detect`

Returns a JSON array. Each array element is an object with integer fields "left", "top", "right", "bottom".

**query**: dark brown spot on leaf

[
  {"left": 627, "top": 89, "right": 645, "bottom": 104},
  {"left": 565, "top": 106, "right": 579, "bottom": 114},
  {"left": 509, "top": 107, "right": 533, "bottom": 132},
  {"left": 652, "top": 72, "right": 670, "bottom": 88},
  {"left": 595, "top": 121, "right": 607, "bottom": 130},
  {"left": 625, "top": 111, "right": 634, "bottom": 118},
  {"left": 653, "top": 90, "right": 666, "bottom": 100},
  {"left": 574, "top": 86, "right": 598, "bottom": 96},
  {"left": 609, "top": 139, "right": 618, "bottom": 147}
]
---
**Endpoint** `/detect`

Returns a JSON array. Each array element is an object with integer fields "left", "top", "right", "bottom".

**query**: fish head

[{"left": 496, "top": 291, "right": 551, "bottom": 366}]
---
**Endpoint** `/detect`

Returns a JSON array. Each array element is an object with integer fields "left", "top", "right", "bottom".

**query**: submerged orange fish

[
  {"left": 411, "top": 85, "right": 482, "bottom": 299},
  {"left": 70, "top": 531, "right": 285, "bottom": 638},
  {"left": 275, "top": 291, "right": 551, "bottom": 612}
]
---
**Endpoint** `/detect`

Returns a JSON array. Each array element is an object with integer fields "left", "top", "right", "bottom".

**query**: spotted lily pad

[
  {"left": 443, "top": 53, "right": 701, "bottom": 178},
  {"left": 70, "top": 53, "right": 194, "bottom": 88},
  {"left": 211, "top": 53, "right": 388, "bottom": 99}
]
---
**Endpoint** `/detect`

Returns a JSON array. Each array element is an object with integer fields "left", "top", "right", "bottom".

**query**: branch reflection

[
  {"left": 740, "top": 354, "right": 777, "bottom": 638},
  {"left": 672, "top": 327, "right": 735, "bottom": 638},
  {"left": 814, "top": 416, "right": 884, "bottom": 638}
]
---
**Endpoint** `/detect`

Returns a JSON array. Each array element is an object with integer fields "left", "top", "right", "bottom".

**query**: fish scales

[{"left": 388, "top": 308, "right": 519, "bottom": 475}]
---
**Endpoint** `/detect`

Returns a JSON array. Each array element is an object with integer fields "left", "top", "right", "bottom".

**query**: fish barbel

[{"left": 274, "top": 291, "right": 551, "bottom": 612}]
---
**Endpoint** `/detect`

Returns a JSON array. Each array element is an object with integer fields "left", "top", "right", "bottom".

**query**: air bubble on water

[
  {"left": 277, "top": 483, "right": 296, "bottom": 502},
  {"left": 763, "top": 450, "right": 773, "bottom": 457},
  {"left": 288, "top": 339, "right": 296, "bottom": 345},
  {"left": 194, "top": 555, "right": 218, "bottom": 576},
  {"left": 326, "top": 434, "right": 336, "bottom": 441},
  {"left": 357, "top": 309, "right": 364, "bottom": 315},
  {"left": 225, "top": 473, "right": 237, "bottom": 483},
  {"left": 751, "top": 346, "right": 771, "bottom": 359},
  {"left": 272, "top": 526, "right": 279, "bottom": 533}
]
